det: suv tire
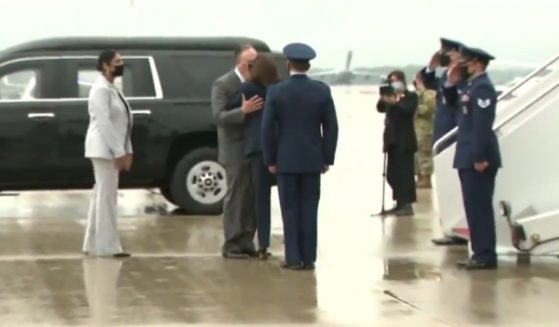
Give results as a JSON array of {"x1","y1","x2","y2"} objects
[{"x1": 169, "y1": 147, "x2": 226, "y2": 215}]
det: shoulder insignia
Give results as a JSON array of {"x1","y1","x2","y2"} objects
[{"x1": 477, "y1": 98, "x2": 491, "y2": 109}]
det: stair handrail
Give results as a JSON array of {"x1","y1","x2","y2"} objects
[
  {"x1": 494, "y1": 79, "x2": 559, "y2": 132},
  {"x1": 432, "y1": 53, "x2": 559, "y2": 155}
]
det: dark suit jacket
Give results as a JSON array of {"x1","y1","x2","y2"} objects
[
  {"x1": 377, "y1": 90, "x2": 418, "y2": 153},
  {"x1": 210, "y1": 70, "x2": 245, "y2": 165},
  {"x1": 228, "y1": 81, "x2": 268, "y2": 157},
  {"x1": 261, "y1": 74, "x2": 339, "y2": 173}
]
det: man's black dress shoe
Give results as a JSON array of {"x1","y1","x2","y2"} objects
[
  {"x1": 301, "y1": 263, "x2": 315, "y2": 270},
  {"x1": 222, "y1": 250, "x2": 249, "y2": 259},
  {"x1": 282, "y1": 263, "x2": 302, "y2": 270},
  {"x1": 456, "y1": 259, "x2": 497, "y2": 270},
  {"x1": 113, "y1": 252, "x2": 131, "y2": 258},
  {"x1": 432, "y1": 236, "x2": 468, "y2": 246}
]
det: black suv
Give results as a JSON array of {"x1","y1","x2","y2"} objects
[{"x1": 0, "y1": 36, "x2": 287, "y2": 214}]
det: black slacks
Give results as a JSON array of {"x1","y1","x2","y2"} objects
[{"x1": 386, "y1": 148, "x2": 416, "y2": 205}]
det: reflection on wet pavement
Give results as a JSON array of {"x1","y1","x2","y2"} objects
[{"x1": 0, "y1": 91, "x2": 558, "y2": 326}]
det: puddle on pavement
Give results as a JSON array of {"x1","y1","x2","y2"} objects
[{"x1": 382, "y1": 258, "x2": 443, "y2": 282}]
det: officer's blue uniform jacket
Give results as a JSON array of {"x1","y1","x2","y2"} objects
[
  {"x1": 421, "y1": 67, "x2": 460, "y2": 146},
  {"x1": 261, "y1": 75, "x2": 338, "y2": 173},
  {"x1": 444, "y1": 72, "x2": 502, "y2": 170}
]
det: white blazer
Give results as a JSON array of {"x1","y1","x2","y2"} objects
[{"x1": 85, "y1": 75, "x2": 133, "y2": 159}]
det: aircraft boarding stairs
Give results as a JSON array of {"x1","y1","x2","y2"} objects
[{"x1": 432, "y1": 54, "x2": 559, "y2": 256}]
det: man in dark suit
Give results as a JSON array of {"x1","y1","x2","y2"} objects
[
  {"x1": 211, "y1": 44, "x2": 263, "y2": 259},
  {"x1": 443, "y1": 46, "x2": 501, "y2": 270},
  {"x1": 227, "y1": 54, "x2": 280, "y2": 259},
  {"x1": 261, "y1": 42, "x2": 339, "y2": 270}
]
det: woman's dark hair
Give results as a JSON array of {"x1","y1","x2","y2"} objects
[
  {"x1": 249, "y1": 54, "x2": 280, "y2": 87},
  {"x1": 97, "y1": 50, "x2": 117, "y2": 72},
  {"x1": 388, "y1": 69, "x2": 407, "y2": 86}
]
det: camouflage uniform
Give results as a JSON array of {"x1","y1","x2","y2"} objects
[{"x1": 414, "y1": 89, "x2": 436, "y2": 187}]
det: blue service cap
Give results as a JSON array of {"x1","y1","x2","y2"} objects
[
  {"x1": 460, "y1": 45, "x2": 496, "y2": 62},
  {"x1": 283, "y1": 42, "x2": 316, "y2": 62},
  {"x1": 440, "y1": 37, "x2": 463, "y2": 51}
]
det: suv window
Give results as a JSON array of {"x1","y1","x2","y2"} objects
[
  {"x1": 172, "y1": 52, "x2": 287, "y2": 98},
  {"x1": 175, "y1": 53, "x2": 234, "y2": 98},
  {"x1": 0, "y1": 68, "x2": 41, "y2": 100},
  {"x1": 75, "y1": 58, "x2": 156, "y2": 98},
  {"x1": 77, "y1": 68, "x2": 133, "y2": 98}
]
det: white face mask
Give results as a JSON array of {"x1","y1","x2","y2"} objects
[{"x1": 391, "y1": 81, "x2": 405, "y2": 91}]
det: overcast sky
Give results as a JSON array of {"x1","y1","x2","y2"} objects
[{"x1": 0, "y1": 0, "x2": 556, "y2": 70}]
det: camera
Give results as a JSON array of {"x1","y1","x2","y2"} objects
[{"x1": 379, "y1": 75, "x2": 395, "y2": 96}]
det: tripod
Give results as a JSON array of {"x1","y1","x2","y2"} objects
[{"x1": 371, "y1": 152, "x2": 389, "y2": 217}]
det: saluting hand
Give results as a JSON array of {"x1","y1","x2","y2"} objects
[
  {"x1": 447, "y1": 63, "x2": 461, "y2": 85},
  {"x1": 241, "y1": 94, "x2": 263, "y2": 114},
  {"x1": 428, "y1": 51, "x2": 440, "y2": 70}
]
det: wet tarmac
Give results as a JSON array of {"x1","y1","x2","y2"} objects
[{"x1": 0, "y1": 89, "x2": 558, "y2": 326}]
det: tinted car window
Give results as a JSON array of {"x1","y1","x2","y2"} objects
[
  {"x1": 162, "y1": 51, "x2": 287, "y2": 99},
  {"x1": 0, "y1": 68, "x2": 41, "y2": 100},
  {"x1": 74, "y1": 58, "x2": 155, "y2": 98},
  {"x1": 173, "y1": 53, "x2": 234, "y2": 98},
  {"x1": 77, "y1": 69, "x2": 131, "y2": 97}
]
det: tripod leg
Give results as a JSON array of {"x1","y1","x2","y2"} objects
[
  {"x1": 372, "y1": 153, "x2": 389, "y2": 217},
  {"x1": 381, "y1": 152, "x2": 387, "y2": 212}
]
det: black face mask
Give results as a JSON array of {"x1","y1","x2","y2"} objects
[
  {"x1": 439, "y1": 53, "x2": 451, "y2": 67},
  {"x1": 113, "y1": 65, "x2": 124, "y2": 77}
]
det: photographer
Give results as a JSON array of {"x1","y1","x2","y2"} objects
[{"x1": 376, "y1": 70, "x2": 418, "y2": 216}]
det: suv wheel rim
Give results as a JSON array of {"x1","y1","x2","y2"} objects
[{"x1": 186, "y1": 161, "x2": 227, "y2": 205}]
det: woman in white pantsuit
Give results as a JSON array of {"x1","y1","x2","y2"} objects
[{"x1": 83, "y1": 50, "x2": 133, "y2": 258}]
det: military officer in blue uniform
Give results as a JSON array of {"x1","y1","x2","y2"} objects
[
  {"x1": 420, "y1": 38, "x2": 464, "y2": 145},
  {"x1": 261, "y1": 42, "x2": 339, "y2": 270},
  {"x1": 443, "y1": 45, "x2": 501, "y2": 270},
  {"x1": 420, "y1": 37, "x2": 471, "y2": 247}
]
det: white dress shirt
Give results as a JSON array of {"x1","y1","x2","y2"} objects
[{"x1": 234, "y1": 67, "x2": 245, "y2": 83}]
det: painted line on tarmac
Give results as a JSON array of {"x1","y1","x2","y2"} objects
[
  {"x1": 0, "y1": 252, "x2": 284, "y2": 262},
  {"x1": 383, "y1": 289, "x2": 451, "y2": 326}
]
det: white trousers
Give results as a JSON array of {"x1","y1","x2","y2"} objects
[{"x1": 83, "y1": 158, "x2": 123, "y2": 256}]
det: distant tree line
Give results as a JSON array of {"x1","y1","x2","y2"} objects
[{"x1": 310, "y1": 64, "x2": 537, "y2": 85}]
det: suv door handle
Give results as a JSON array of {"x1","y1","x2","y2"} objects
[
  {"x1": 28, "y1": 112, "x2": 55, "y2": 119},
  {"x1": 131, "y1": 109, "x2": 151, "y2": 115}
]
